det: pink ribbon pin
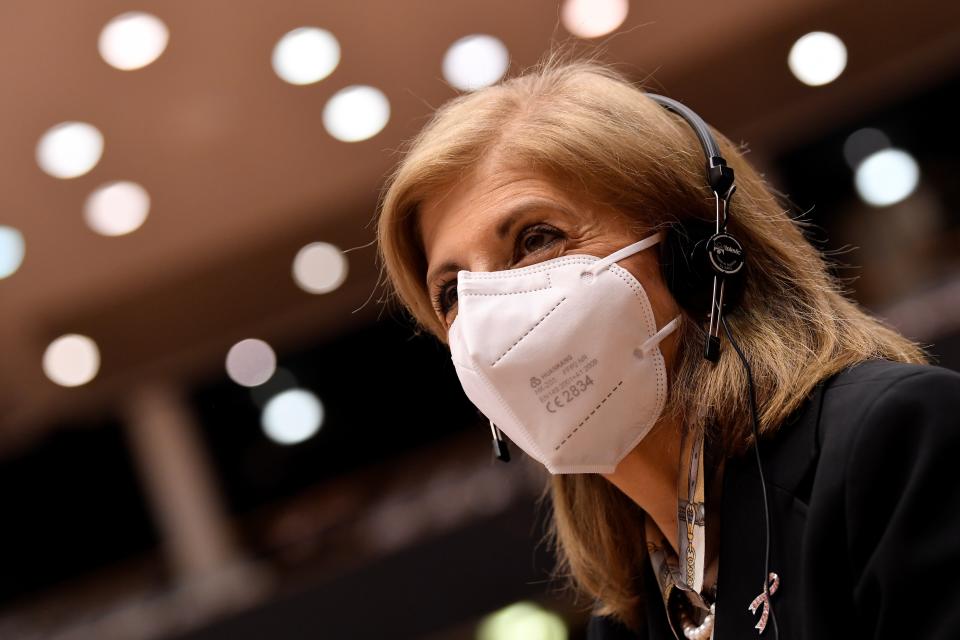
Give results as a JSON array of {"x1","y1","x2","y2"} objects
[{"x1": 747, "y1": 572, "x2": 780, "y2": 634}]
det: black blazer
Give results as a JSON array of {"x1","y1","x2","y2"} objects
[{"x1": 587, "y1": 359, "x2": 960, "y2": 640}]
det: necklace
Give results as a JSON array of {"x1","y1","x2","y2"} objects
[{"x1": 678, "y1": 601, "x2": 715, "y2": 640}]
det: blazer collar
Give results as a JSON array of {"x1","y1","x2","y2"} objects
[{"x1": 753, "y1": 380, "x2": 827, "y2": 496}]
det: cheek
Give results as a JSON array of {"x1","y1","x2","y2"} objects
[
  {"x1": 619, "y1": 252, "x2": 681, "y2": 329},
  {"x1": 618, "y1": 254, "x2": 684, "y2": 373}
]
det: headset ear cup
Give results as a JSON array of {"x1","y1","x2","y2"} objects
[
  {"x1": 662, "y1": 224, "x2": 711, "y2": 320},
  {"x1": 720, "y1": 257, "x2": 745, "y2": 312},
  {"x1": 662, "y1": 222, "x2": 747, "y2": 320}
]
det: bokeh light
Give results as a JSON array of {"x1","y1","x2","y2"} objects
[
  {"x1": 84, "y1": 181, "x2": 150, "y2": 236},
  {"x1": 292, "y1": 242, "x2": 348, "y2": 294},
  {"x1": 561, "y1": 0, "x2": 628, "y2": 39},
  {"x1": 98, "y1": 12, "x2": 169, "y2": 71},
  {"x1": 442, "y1": 34, "x2": 509, "y2": 91},
  {"x1": 854, "y1": 148, "x2": 920, "y2": 207},
  {"x1": 225, "y1": 338, "x2": 277, "y2": 387},
  {"x1": 476, "y1": 601, "x2": 568, "y2": 640},
  {"x1": 272, "y1": 27, "x2": 340, "y2": 85},
  {"x1": 843, "y1": 127, "x2": 891, "y2": 169},
  {"x1": 788, "y1": 31, "x2": 847, "y2": 86},
  {"x1": 42, "y1": 334, "x2": 101, "y2": 387},
  {"x1": 261, "y1": 388, "x2": 324, "y2": 445},
  {"x1": 36, "y1": 122, "x2": 104, "y2": 179},
  {"x1": 0, "y1": 226, "x2": 25, "y2": 279},
  {"x1": 322, "y1": 85, "x2": 390, "y2": 142}
]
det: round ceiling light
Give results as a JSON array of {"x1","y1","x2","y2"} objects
[
  {"x1": 43, "y1": 334, "x2": 101, "y2": 387},
  {"x1": 99, "y1": 11, "x2": 169, "y2": 70},
  {"x1": 84, "y1": 181, "x2": 150, "y2": 236},
  {"x1": 842, "y1": 127, "x2": 891, "y2": 169},
  {"x1": 442, "y1": 34, "x2": 509, "y2": 91},
  {"x1": 292, "y1": 242, "x2": 348, "y2": 294},
  {"x1": 561, "y1": 0, "x2": 629, "y2": 39},
  {"x1": 322, "y1": 85, "x2": 390, "y2": 142},
  {"x1": 854, "y1": 148, "x2": 920, "y2": 207},
  {"x1": 788, "y1": 31, "x2": 847, "y2": 86},
  {"x1": 272, "y1": 27, "x2": 340, "y2": 85},
  {"x1": 261, "y1": 388, "x2": 324, "y2": 445},
  {"x1": 226, "y1": 338, "x2": 277, "y2": 387},
  {"x1": 0, "y1": 226, "x2": 25, "y2": 279},
  {"x1": 36, "y1": 122, "x2": 104, "y2": 179}
]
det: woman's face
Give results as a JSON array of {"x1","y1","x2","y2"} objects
[{"x1": 418, "y1": 161, "x2": 681, "y2": 367}]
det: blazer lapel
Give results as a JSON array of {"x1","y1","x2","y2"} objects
[{"x1": 713, "y1": 382, "x2": 826, "y2": 640}]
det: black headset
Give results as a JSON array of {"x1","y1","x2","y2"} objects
[
  {"x1": 647, "y1": 94, "x2": 746, "y2": 362},
  {"x1": 487, "y1": 94, "x2": 780, "y2": 638}
]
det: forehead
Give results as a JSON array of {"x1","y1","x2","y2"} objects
[{"x1": 418, "y1": 164, "x2": 572, "y2": 261}]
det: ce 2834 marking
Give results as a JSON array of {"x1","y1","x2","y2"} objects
[{"x1": 546, "y1": 375, "x2": 594, "y2": 413}]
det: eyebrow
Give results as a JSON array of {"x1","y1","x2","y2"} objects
[
  {"x1": 425, "y1": 259, "x2": 462, "y2": 291},
  {"x1": 425, "y1": 197, "x2": 572, "y2": 288}
]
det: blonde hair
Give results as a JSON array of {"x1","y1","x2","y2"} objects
[{"x1": 376, "y1": 59, "x2": 925, "y2": 630}]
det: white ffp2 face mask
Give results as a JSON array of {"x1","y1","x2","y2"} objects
[{"x1": 448, "y1": 232, "x2": 680, "y2": 474}]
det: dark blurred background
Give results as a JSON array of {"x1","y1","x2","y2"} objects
[{"x1": 1, "y1": 1, "x2": 958, "y2": 639}]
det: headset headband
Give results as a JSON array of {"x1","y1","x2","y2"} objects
[{"x1": 646, "y1": 94, "x2": 735, "y2": 199}]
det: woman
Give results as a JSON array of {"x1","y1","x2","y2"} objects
[{"x1": 375, "y1": 60, "x2": 960, "y2": 639}]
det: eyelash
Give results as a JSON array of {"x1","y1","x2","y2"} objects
[{"x1": 432, "y1": 223, "x2": 564, "y2": 319}]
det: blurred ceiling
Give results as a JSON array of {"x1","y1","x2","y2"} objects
[{"x1": 1, "y1": 0, "x2": 959, "y2": 448}]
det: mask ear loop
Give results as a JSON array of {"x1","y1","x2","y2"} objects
[
  {"x1": 633, "y1": 316, "x2": 682, "y2": 359},
  {"x1": 583, "y1": 232, "x2": 664, "y2": 280}
]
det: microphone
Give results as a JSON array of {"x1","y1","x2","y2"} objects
[{"x1": 489, "y1": 420, "x2": 511, "y2": 462}]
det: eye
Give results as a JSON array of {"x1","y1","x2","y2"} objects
[
  {"x1": 433, "y1": 279, "x2": 458, "y2": 318},
  {"x1": 515, "y1": 223, "x2": 563, "y2": 261}
]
